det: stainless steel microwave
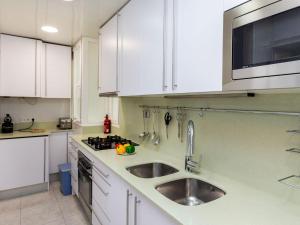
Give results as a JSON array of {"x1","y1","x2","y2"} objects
[{"x1": 223, "y1": 0, "x2": 300, "y2": 91}]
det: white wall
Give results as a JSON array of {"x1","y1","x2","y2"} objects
[{"x1": 0, "y1": 98, "x2": 70, "y2": 123}]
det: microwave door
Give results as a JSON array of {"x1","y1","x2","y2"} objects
[{"x1": 232, "y1": 1, "x2": 300, "y2": 80}]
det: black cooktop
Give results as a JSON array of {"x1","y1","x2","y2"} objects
[{"x1": 82, "y1": 135, "x2": 138, "y2": 151}]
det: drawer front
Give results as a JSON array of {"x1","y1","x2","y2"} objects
[
  {"x1": 92, "y1": 213, "x2": 101, "y2": 225},
  {"x1": 71, "y1": 167, "x2": 78, "y2": 182},
  {"x1": 71, "y1": 175, "x2": 78, "y2": 196},
  {"x1": 70, "y1": 152, "x2": 77, "y2": 168},
  {"x1": 93, "y1": 160, "x2": 111, "y2": 183},
  {"x1": 92, "y1": 199, "x2": 110, "y2": 225},
  {"x1": 92, "y1": 168, "x2": 111, "y2": 217}
]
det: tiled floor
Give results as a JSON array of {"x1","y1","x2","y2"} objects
[{"x1": 0, "y1": 182, "x2": 89, "y2": 225}]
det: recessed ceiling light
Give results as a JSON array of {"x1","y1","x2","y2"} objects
[
  {"x1": 41, "y1": 26, "x2": 58, "y2": 33},
  {"x1": 63, "y1": 0, "x2": 74, "y2": 2}
]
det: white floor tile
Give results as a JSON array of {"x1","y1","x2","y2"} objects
[
  {"x1": 0, "y1": 209, "x2": 20, "y2": 225},
  {"x1": 0, "y1": 182, "x2": 89, "y2": 225},
  {"x1": 0, "y1": 198, "x2": 21, "y2": 214}
]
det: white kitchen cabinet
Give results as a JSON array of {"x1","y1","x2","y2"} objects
[
  {"x1": 72, "y1": 38, "x2": 108, "y2": 126},
  {"x1": 116, "y1": 0, "x2": 223, "y2": 96},
  {"x1": 99, "y1": 15, "x2": 119, "y2": 94},
  {"x1": 118, "y1": 0, "x2": 165, "y2": 96},
  {"x1": 128, "y1": 188, "x2": 178, "y2": 225},
  {"x1": 49, "y1": 132, "x2": 68, "y2": 174},
  {"x1": 90, "y1": 152, "x2": 178, "y2": 225},
  {"x1": 223, "y1": 0, "x2": 250, "y2": 11},
  {"x1": 0, "y1": 136, "x2": 48, "y2": 191},
  {"x1": 0, "y1": 34, "x2": 41, "y2": 97},
  {"x1": 170, "y1": 0, "x2": 223, "y2": 94},
  {"x1": 42, "y1": 43, "x2": 72, "y2": 98},
  {"x1": 92, "y1": 158, "x2": 127, "y2": 225}
]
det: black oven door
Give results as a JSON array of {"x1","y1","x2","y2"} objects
[{"x1": 78, "y1": 160, "x2": 92, "y2": 221}]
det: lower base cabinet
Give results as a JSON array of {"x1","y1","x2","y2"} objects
[
  {"x1": 91, "y1": 157, "x2": 178, "y2": 225},
  {"x1": 68, "y1": 141, "x2": 78, "y2": 196},
  {"x1": 49, "y1": 132, "x2": 68, "y2": 174},
  {"x1": 0, "y1": 136, "x2": 48, "y2": 191}
]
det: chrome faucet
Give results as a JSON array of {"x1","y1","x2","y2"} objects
[{"x1": 185, "y1": 120, "x2": 199, "y2": 173}]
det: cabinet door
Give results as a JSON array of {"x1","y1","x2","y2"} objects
[
  {"x1": 118, "y1": 0, "x2": 165, "y2": 96},
  {"x1": 223, "y1": 0, "x2": 250, "y2": 11},
  {"x1": 72, "y1": 41, "x2": 82, "y2": 123},
  {"x1": 43, "y1": 43, "x2": 72, "y2": 98},
  {"x1": 99, "y1": 15, "x2": 118, "y2": 94},
  {"x1": 49, "y1": 132, "x2": 68, "y2": 174},
  {"x1": 0, "y1": 137, "x2": 47, "y2": 191},
  {"x1": 133, "y1": 191, "x2": 178, "y2": 225},
  {"x1": 92, "y1": 159, "x2": 127, "y2": 225},
  {"x1": 172, "y1": 0, "x2": 223, "y2": 94},
  {"x1": 0, "y1": 34, "x2": 38, "y2": 97}
]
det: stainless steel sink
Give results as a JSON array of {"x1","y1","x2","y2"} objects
[
  {"x1": 155, "y1": 178, "x2": 225, "y2": 206},
  {"x1": 126, "y1": 163, "x2": 179, "y2": 178}
]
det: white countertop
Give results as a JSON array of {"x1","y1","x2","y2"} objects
[
  {"x1": 72, "y1": 134, "x2": 300, "y2": 225},
  {"x1": 0, "y1": 128, "x2": 73, "y2": 139}
]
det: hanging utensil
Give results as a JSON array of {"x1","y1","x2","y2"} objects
[
  {"x1": 164, "y1": 112, "x2": 172, "y2": 139},
  {"x1": 139, "y1": 109, "x2": 150, "y2": 139}
]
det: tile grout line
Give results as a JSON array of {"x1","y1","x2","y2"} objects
[
  {"x1": 19, "y1": 199, "x2": 22, "y2": 225},
  {"x1": 52, "y1": 182, "x2": 68, "y2": 225}
]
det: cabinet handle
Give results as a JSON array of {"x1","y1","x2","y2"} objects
[
  {"x1": 35, "y1": 41, "x2": 37, "y2": 97},
  {"x1": 172, "y1": 0, "x2": 178, "y2": 90},
  {"x1": 116, "y1": 14, "x2": 121, "y2": 92},
  {"x1": 92, "y1": 179, "x2": 109, "y2": 196},
  {"x1": 92, "y1": 208, "x2": 104, "y2": 225},
  {"x1": 134, "y1": 196, "x2": 141, "y2": 225},
  {"x1": 94, "y1": 165, "x2": 110, "y2": 179},
  {"x1": 126, "y1": 190, "x2": 133, "y2": 225},
  {"x1": 43, "y1": 138, "x2": 46, "y2": 182},
  {"x1": 45, "y1": 44, "x2": 48, "y2": 97}
]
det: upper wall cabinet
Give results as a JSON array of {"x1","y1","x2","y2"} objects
[
  {"x1": 118, "y1": 0, "x2": 165, "y2": 96},
  {"x1": 99, "y1": 15, "x2": 119, "y2": 95},
  {"x1": 72, "y1": 38, "x2": 109, "y2": 126},
  {"x1": 223, "y1": 0, "x2": 250, "y2": 11},
  {"x1": 170, "y1": 0, "x2": 223, "y2": 94},
  {"x1": 114, "y1": 0, "x2": 223, "y2": 96},
  {"x1": 41, "y1": 43, "x2": 72, "y2": 98},
  {"x1": 0, "y1": 34, "x2": 40, "y2": 97},
  {"x1": 0, "y1": 34, "x2": 71, "y2": 98}
]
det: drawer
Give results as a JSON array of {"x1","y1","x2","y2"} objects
[
  {"x1": 93, "y1": 160, "x2": 112, "y2": 183},
  {"x1": 92, "y1": 169, "x2": 111, "y2": 214},
  {"x1": 70, "y1": 152, "x2": 77, "y2": 166},
  {"x1": 92, "y1": 199, "x2": 110, "y2": 225},
  {"x1": 71, "y1": 176, "x2": 78, "y2": 196},
  {"x1": 70, "y1": 167, "x2": 78, "y2": 181}
]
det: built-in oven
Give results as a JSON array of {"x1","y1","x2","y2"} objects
[
  {"x1": 78, "y1": 151, "x2": 92, "y2": 222},
  {"x1": 223, "y1": 0, "x2": 300, "y2": 91}
]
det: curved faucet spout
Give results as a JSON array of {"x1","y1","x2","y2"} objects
[{"x1": 186, "y1": 120, "x2": 194, "y2": 157}]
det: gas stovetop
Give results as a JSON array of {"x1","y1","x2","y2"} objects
[{"x1": 82, "y1": 135, "x2": 139, "y2": 151}]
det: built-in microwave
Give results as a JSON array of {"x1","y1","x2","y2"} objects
[{"x1": 223, "y1": 0, "x2": 300, "y2": 91}]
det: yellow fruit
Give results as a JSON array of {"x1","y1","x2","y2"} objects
[{"x1": 116, "y1": 144, "x2": 126, "y2": 155}]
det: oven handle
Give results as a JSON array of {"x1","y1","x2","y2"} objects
[{"x1": 78, "y1": 160, "x2": 92, "y2": 175}]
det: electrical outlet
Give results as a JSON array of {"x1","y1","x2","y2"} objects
[{"x1": 21, "y1": 118, "x2": 31, "y2": 123}]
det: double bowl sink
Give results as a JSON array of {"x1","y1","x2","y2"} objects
[{"x1": 126, "y1": 163, "x2": 225, "y2": 206}]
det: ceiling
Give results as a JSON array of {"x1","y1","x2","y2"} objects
[{"x1": 0, "y1": 0, "x2": 128, "y2": 45}]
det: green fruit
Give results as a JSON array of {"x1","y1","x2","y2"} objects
[{"x1": 126, "y1": 145, "x2": 135, "y2": 154}]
